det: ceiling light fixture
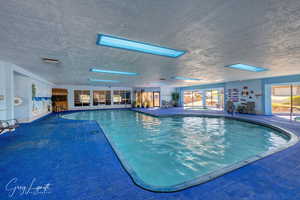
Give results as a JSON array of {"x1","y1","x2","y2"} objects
[
  {"x1": 96, "y1": 34, "x2": 186, "y2": 58},
  {"x1": 225, "y1": 64, "x2": 268, "y2": 72},
  {"x1": 89, "y1": 78, "x2": 120, "y2": 83},
  {"x1": 90, "y1": 68, "x2": 138, "y2": 76},
  {"x1": 172, "y1": 76, "x2": 201, "y2": 81}
]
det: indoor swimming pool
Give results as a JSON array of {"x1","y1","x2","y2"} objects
[{"x1": 63, "y1": 110, "x2": 296, "y2": 192}]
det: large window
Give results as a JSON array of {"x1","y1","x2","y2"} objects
[
  {"x1": 142, "y1": 92, "x2": 154, "y2": 107},
  {"x1": 183, "y1": 91, "x2": 202, "y2": 107},
  {"x1": 272, "y1": 84, "x2": 300, "y2": 114},
  {"x1": 135, "y1": 91, "x2": 161, "y2": 107},
  {"x1": 113, "y1": 90, "x2": 131, "y2": 104},
  {"x1": 205, "y1": 89, "x2": 223, "y2": 108},
  {"x1": 74, "y1": 90, "x2": 90, "y2": 107},
  {"x1": 93, "y1": 90, "x2": 111, "y2": 105},
  {"x1": 183, "y1": 88, "x2": 224, "y2": 110}
]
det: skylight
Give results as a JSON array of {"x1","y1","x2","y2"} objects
[
  {"x1": 172, "y1": 76, "x2": 201, "y2": 81},
  {"x1": 225, "y1": 64, "x2": 268, "y2": 72},
  {"x1": 96, "y1": 34, "x2": 186, "y2": 58},
  {"x1": 89, "y1": 78, "x2": 120, "y2": 83},
  {"x1": 90, "y1": 68, "x2": 138, "y2": 76}
]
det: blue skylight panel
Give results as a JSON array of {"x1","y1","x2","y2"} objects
[
  {"x1": 89, "y1": 78, "x2": 120, "y2": 83},
  {"x1": 172, "y1": 76, "x2": 201, "y2": 81},
  {"x1": 225, "y1": 64, "x2": 268, "y2": 72},
  {"x1": 90, "y1": 68, "x2": 138, "y2": 76},
  {"x1": 96, "y1": 34, "x2": 186, "y2": 58}
]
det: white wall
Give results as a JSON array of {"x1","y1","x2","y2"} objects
[
  {"x1": 0, "y1": 65, "x2": 5, "y2": 119},
  {"x1": 0, "y1": 62, "x2": 15, "y2": 120},
  {"x1": 0, "y1": 60, "x2": 54, "y2": 122},
  {"x1": 14, "y1": 73, "x2": 31, "y2": 121},
  {"x1": 57, "y1": 85, "x2": 133, "y2": 110}
]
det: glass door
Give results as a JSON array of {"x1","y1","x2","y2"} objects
[
  {"x1": 192, "y1": 91, "x2": 203, "y2": 107},
  {"x1": 142, "y1": 92, "x2": 154, "y2": 107},
  {"x1": 153, "y1": 92, "x2": 160, "y2": 107},
  {"x1": 271, "y1": 85, "x2": 292, "y2": 114},
  {"x1": 271, "y1": 84, "x2": 300, "y2": 120},
  {"x1": 183, "y1": 91, "x2": 193, "y2": 107},
  {"x1": 205, "y1": 90, "x2": 215, "y2": 108},
  {"x1": 183, "y1": 91, "x2": 202, "y2": 107},
  {"x1": 292, "y1": 85, "x2": 300, "y2": 115},
  {"x1": 205, "y1": 89, "x2": 224, "y2": 110}
]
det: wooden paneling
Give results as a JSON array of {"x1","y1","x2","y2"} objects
[
  {"x1": 52, "y1": 88, "x2": 68, "y2": 96},
  {"x1": 52, "y1": 88, "x2": 68, "y2": 112}
]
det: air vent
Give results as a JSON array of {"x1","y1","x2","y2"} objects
[{"x1": 42, "y1": 57, "x2": 60, "y2": 64}]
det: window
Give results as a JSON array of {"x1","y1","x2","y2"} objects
[
  {"x1": 74, "y1": 90, "x2": 90, "y2": 107},
  {"x1": 93, "y1": 90, "x2": 111, "y2": 105},
  {"x1": 183, "y1": 91, "x2": 202, "y2": 107},
  {"x1": 113, "y1": 90, "x2": 131, "y2": 104},
  {"x1": 205, "y1": 89, "x2": 224, "y2": 109},
  {"x1": 272, "y1": 84, "x2": 300, "y2": 114},
  {"x1": 183, "y1": 88, "x2": 224, "y2": 110}
]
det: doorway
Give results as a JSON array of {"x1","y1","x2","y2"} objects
[{"x1": 52, "y1": 88, "x2": 68, "y2": 112}]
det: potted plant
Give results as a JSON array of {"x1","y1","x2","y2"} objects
[
  {"x1": 171, "y1": 92, "x2": 180, "y2": 107},
  {"x1": 132, "y1": 101, "x2": 137, "y2": 108}
]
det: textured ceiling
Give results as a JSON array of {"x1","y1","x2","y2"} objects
[{"x1": 0, "y1": 0, "x2": 300, "y2": 87}]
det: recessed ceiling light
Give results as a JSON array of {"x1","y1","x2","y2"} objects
[
  {"x1": 96, "y1": 34, "x2": 186, "y2": 58},
  {"x1": 90, "y1": 68, "x2": 138, "y2": 76},
  {"x1": 225, "y1": 64, "x2": 268, "y2": 72},
  {"x1": 89, "y1": 78, "x2": 120, "y2": 83},
  {"x1": 172, "y1": 76, "x2": 201, "y2": 81}
]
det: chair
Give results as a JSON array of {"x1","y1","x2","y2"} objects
[
  {"x1": 161, "y1": 100, "x2": 169, "y2": 108},
  {"x1": 0, "y1": 119, "x2": 19, "y2": 134}
]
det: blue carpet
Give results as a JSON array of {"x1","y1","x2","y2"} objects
[{"x1": 0, "y1": 110, "x2": 300, "y2": 200}]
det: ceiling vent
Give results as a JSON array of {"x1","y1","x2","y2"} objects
[{"x1": 42, "y1": 57, "x2": 60, "y2": 64}]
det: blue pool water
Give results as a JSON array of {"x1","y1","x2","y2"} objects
[{"x1": 63, "y1": 110, "x2": 290, "y2": 191}]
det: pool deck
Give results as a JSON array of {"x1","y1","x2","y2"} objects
[{"x1": 0, "y1": 108, "x2": 300, "y2": 200}]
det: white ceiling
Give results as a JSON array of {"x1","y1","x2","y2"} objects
[{"x1": 0, "y1": 0, "x2": 300, "y2": 87}]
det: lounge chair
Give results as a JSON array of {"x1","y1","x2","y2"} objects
[
  {"x1": 161, "y1": 100, "x2": 173, "y2": 108},
  {"x1": 0, "y1": 119, "x2": 19, "y2": 134}
]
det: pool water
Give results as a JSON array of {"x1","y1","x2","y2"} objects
[{"x1": 63, "y1": 110, "x2": 290, "y2": 191}]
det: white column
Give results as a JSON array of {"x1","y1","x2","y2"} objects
[{"x1": 264, "y1": 84, "x2": 272, "y2": 115}]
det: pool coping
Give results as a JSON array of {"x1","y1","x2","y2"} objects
[{"x1": 61, "y1": 109, "x2": 299, "y2": 192}]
